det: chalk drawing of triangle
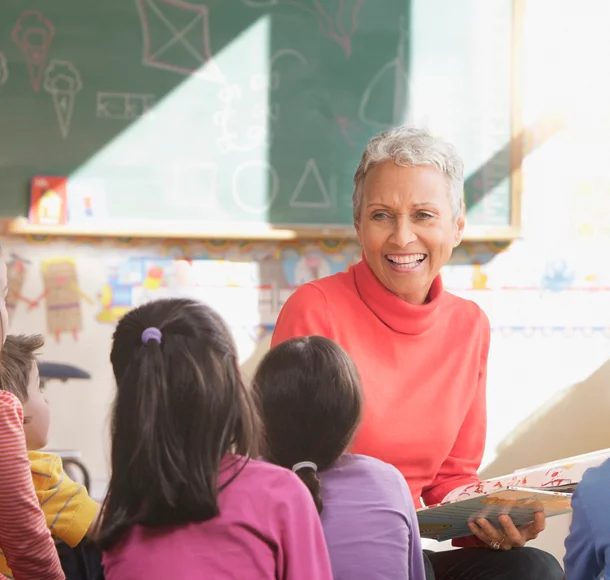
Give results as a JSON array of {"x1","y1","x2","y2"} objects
[{"x1": 289, "y1": 159, "x2": 332, "y2": 209}]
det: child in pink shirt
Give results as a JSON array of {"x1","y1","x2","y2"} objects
[{"x1": 98, "y1": 298, "x2": 333, "y2": 580}]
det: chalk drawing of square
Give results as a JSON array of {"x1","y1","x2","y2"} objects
[
  {"x1": 171, "y1": 162, "x2": 217, "y2": 209},
  {"x1": 136, "y1": 0, "x2": 224, "y2": 82},
  {"x1": 66, "y1": 178, "x2": 108, "y2": 222},
  {"x1": 97, "y1": 92, "x2": 156, "y2": 120}
]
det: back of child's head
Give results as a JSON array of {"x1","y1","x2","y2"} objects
[
  {"x1": 252, "y1": 335, "x2": 363, "y2": 513},
  {"x1": 0, "y1": 334, "x2": 44, "y2": 403},
  {"x1": 98, "y1": 298, "x2": 259, "y2": 550}
]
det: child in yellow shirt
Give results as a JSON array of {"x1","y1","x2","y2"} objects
[{"x1": 0, "y1": 334, "x2": 100, "y2": 579}]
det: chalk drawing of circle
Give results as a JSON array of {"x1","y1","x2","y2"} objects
[
  {"x1": 232, "y1": 160, "x2": 279, "y2": 215},
  {"x1": 242, "y1": 0, "x2": 279, "y2": 6}
]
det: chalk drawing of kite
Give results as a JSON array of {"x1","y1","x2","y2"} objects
[{"x1": 135, "y1": 0, "x2": 224, "y2": 82}]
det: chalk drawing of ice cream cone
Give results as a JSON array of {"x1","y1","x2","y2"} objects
[
  {"x1": 43, "y1": 60, "x2": 82, "y2": 139},
  {"x1": 11, "y1": 11, "x2": 55, "y2": 92}
]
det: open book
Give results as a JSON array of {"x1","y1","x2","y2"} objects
[{"x1": 417, "y1": 486, "x2": 573, "y2": 541}]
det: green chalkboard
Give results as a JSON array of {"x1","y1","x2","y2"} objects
[{"x1": 0, "y1": 0, "x2": 521, "y2": 236}]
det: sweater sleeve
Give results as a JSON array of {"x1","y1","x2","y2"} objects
[
  {"x1": 271, "y1": 283, "x2": 333, "y2": 347},
  {"x1": 563, "y1": 484, "x2": 599, "y2": 580},
  {"x1": 274, "y1": 472, "x2": 333, "y2": 580},
  {"x1": 421, "y1": 309, "x2": 490, "y2": 508},
  {"x1": 0, "y1": 391, "x2": 65, "y2": 580},
  {"x1": 30, "y1": 451, "x2": 100, "y2": 548}
]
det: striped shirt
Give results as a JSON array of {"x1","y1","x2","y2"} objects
[{"x1": 0, "y1": 391, "x2": 64, "y2": 579}]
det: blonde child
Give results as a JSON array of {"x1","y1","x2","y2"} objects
[
  {"x1": 0, "y1": 246, "x2": 65, "y2": 579},
  {"x1": 98, "y1": 298, "x2": 332, "y2": 579},
  {"x1": 0, "y1": 334, "x2": 100, "y2": 579}
]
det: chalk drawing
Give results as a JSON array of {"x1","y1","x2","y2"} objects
[
  {"x1": 242, "y1": 0, "x2": 363, "y2": 56},
  {"x1": 359, "y1": 17, "x2": 407, "y2": 128},
  {"x1": 96, "y1": 92, "x2": 155, "y2": 119},
  {"x1": 0, "y1": 53, "x2": 7, "y2": 86},
  {"x1": 136, "y1": 0, "x2": 224, "y2": 82},
  {"x1": 232, "y1": 160, "x2": 279, "y2": 214},
  {"x1": 242, "y1": 0, "x2": 279, "y2": 6},
  {"x1": 337, "y1": 114, "x2": 362, "y2": 147},
  {"x1": 43, "y1": 60, "x2": 82, "y2": 139},
  {"x1": 289, "y1": 159, "x2": 332, "y2": 209},
  {"x1": 214, "y1": 49, "x2": 307, "y2": 153},
  {"x1": 11, "y1": 10, "x2": 55, "y2": 92},
  {"x1": 171, "y1": 162, "x2": 218, "y2": 209}
]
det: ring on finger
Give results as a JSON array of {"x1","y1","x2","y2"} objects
[{"x1": 490, "y1": 534, "x2": 506, "y2": 550}]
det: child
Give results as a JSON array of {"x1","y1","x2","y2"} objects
[
  {"x1": 0, "y1": 334, "x2": 101, "y2": 579},
  {"x1": 0, "y1": 247, "x2": 65, "y2": 579},
  {"x1": 564, "y1": 458, "x2": 610, "y2": 579},
  {"x1": 98, "y1": 298, "x2": 332, "y2": 580},
  {"x1": 253, "y1": 336, "x2": 427, "y2": 580}
]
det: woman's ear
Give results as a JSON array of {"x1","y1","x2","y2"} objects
[
  {"x1": 354, "y1": 220, "x2": 363, "y2": 246},
  {"x1": 454, "y1": 206, "x2": 466, "y2": 247}
]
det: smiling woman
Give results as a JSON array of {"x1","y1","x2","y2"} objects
[{"x1": 271, "y1": 127, "x2": 564, "y2": 580}]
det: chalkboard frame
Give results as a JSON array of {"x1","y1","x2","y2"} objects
[{"x1": 5, "y1": 0, "x2": 524, "y2": 242}]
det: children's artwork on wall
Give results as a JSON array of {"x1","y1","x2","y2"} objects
[
  {"x1": 0, "y1": 234, "x2": 609, "y2": 340},
  {"x1": 5, "y1": 253, "x2": 34, "y2": 323},
  {"x1": 33, "y1": 258, "x2": 92, "y2": 342}
]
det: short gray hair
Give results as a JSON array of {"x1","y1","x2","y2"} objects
[{"x1": 352, "y1": 126, "x2": 464, "y2": 223}]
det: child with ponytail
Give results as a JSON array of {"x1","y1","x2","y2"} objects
[
  {"x1": 98, "y1": 298, "x2": 332, "y2": 580},
  {"x1": 253, "y1": 336, "x2": 426, "y2": 580}
]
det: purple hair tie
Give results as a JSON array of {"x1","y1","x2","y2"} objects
[{"x1": 141, "y1": 327, "x2": 162, "y2": 345}]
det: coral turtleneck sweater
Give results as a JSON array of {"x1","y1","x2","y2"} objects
[{"x1": 272, "y1": 258, "x2": 490, "y2": 509}]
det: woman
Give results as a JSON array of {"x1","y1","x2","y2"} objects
[{"x1": 272, "y1": 127, "x2": 563, "y2": 580}]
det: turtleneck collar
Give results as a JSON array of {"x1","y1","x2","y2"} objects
[{"x1": 352, "y1": 257, "x2": 444, "y2": 335}]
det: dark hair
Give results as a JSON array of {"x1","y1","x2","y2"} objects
[
  {"x1": 0, "y1": 334, "x2": 44, "y2": 404},
  {"x1": 252, "y1": 336, "x2": 362, "y2": 513},
  {"x1": 97, "y1": 298, "x2": 260, "y2": 550}
]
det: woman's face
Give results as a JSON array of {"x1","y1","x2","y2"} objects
[{"x1": 355, "y1": 161, "x2": 464, "y2": 304}]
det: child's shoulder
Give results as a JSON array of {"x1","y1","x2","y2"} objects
[
  {"x1": 225, "y1": 456, "x2": 303, "y2": 486},
  {"x1": 334, "y1": 453, "x2": 405, "y2": 479},
  {"x1": 579, "y1": 457, "x2": 610, "y2": 494},
  {"x1": 224, "y1": 456, "x2": 313, "y2": 507},
  {"x1": 0, "y1": 390, "x2": 21, "y2": 412}
]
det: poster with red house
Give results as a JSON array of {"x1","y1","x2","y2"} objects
[{"x1": 29, "y1": 176, "x2": 68, "y2": 225}]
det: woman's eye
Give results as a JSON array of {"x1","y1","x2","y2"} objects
[
  {"x1": 415, "y1": 211, "x2": 434, "y2": 220},
  {"x1": 372, "y1": 212, "x2": 389, "y2": 220}
]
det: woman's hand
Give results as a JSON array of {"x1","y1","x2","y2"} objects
[{"x1": 467, "y1": 512, "x2": 546, "y2": 550}]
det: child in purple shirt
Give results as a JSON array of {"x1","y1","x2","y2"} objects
[
  {"x1": 98, "y1": 299, "x2": 333, "y2": 580},
  {"x1": 253, "y1": 335, "x2": 426, "y2": 580}
]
